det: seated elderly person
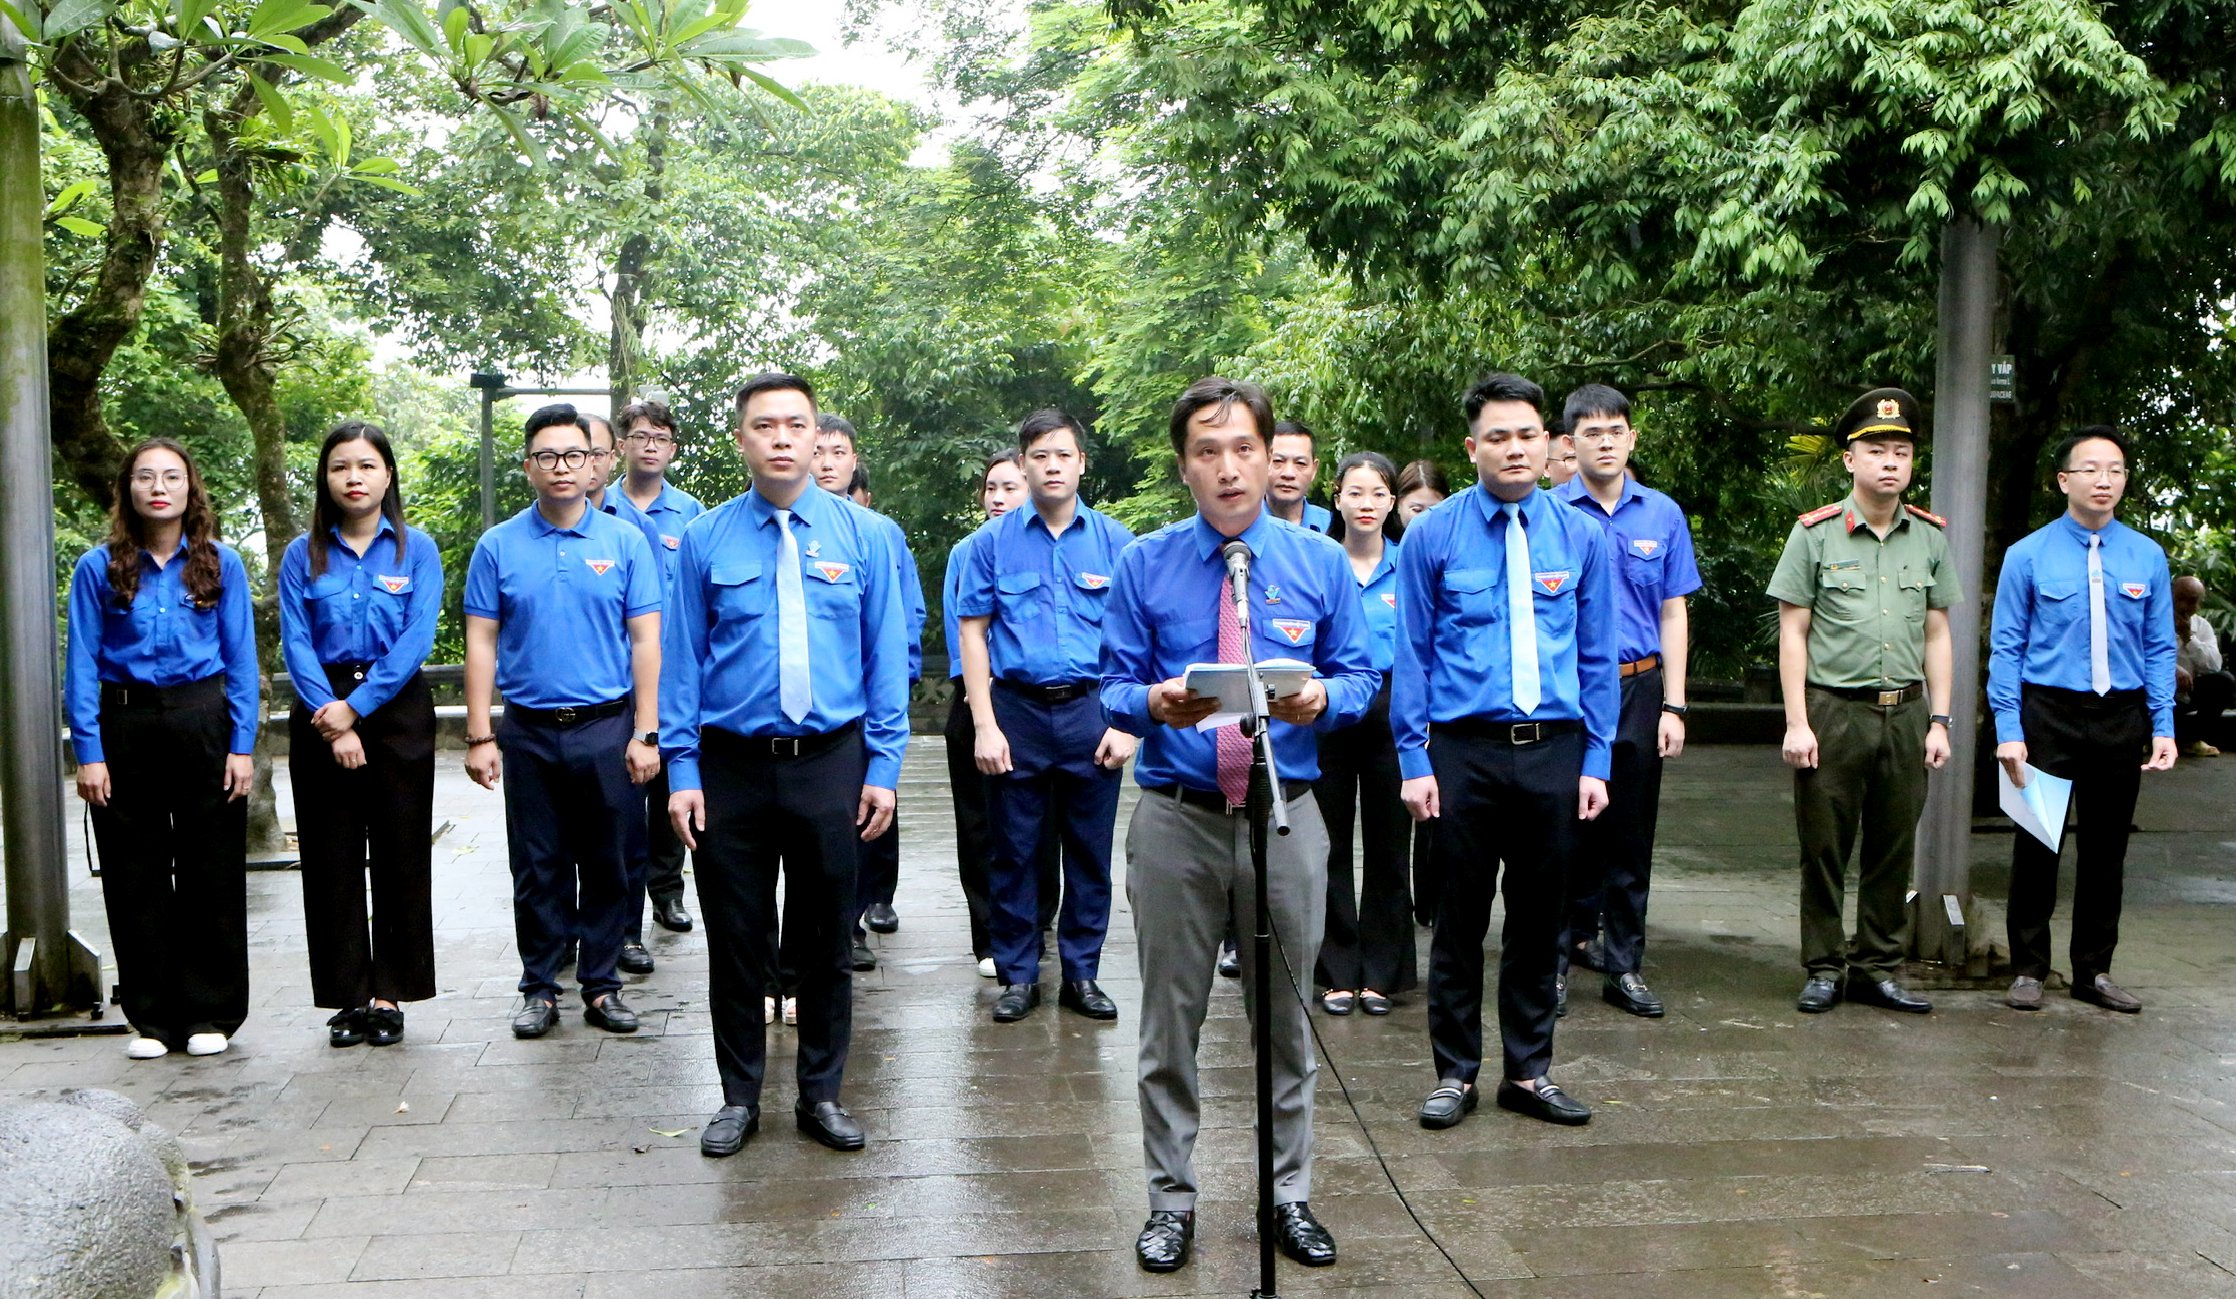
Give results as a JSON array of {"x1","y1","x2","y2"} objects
[{"x1": 2174, "y1": 575, "x2": 2231, "y2": 757}]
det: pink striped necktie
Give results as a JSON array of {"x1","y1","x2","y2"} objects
[{"x1": 1216, "y1": 574, "x2": 1251, "y2": 806}]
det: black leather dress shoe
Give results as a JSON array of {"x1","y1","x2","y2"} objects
[
  {"x1": 1135, "y1": 1209, "x2": 1194, "y2": 1272},
  {"x1": 1059, "y1": 980, "x2": 1118, "y2": 1020},
  {"x1": 851, "y1": 939, "x2": 878, "y2": 972},
  {"x1": 617, "y1": 942, "x2": 655, "y2": 975},
  {"x1": 1603, "y1": 972, "x2": 1665, "y2": 1018},
  {"x1": 1273, "y1": 1201, "x2": 1337, "y2": 1266},
  {"x1": 1849, "y1": 977, "x2": 1932, "y2": 1014},
  {"x1": 700, "y1": 1104, "x2": 758, "y2": 1157},
  {"x1": 512, "y1": 996, "x2": 558, "y2": 1039},
  {"x1": 327, "y1": 1008, "x2": 364, "y2": 1048},
  {"x1": 1796, "y1": 974, "x2": 1841, "y2": 1013},
  {"x1": 993, "y1": 983, "x2": 1041, "y2": 1022},
  {"x1": 1555, "y1": 976, "x2": 1568, "y2": 1019},
  {"x1": 1418, "y1": 1079, "x2": 1477, "y2": 1130},
  {"x1": 1496, "y1": 1078, "x2": 1592, "y2": 1126},
  {"x1": 1573, "y1": 933, "x2": 1609, "y2": 974},
  {"x1": 1217, "y1": 944, "x2": 1240, "y2": 979},
  {"x1": 653, "y1": 895, "x2": 694, "y2": 932},
  {"x1": 863, "y1": 902, "x2": 899, "y2": 934},
  {"x1": 364, "y1": 1006, "x2": 405, "y2": 1046},
  {"x1": 584, "y1": 993, "x2": 640, "y2": 1033},
  {"x1": 795, "y1": 1099, "x2": 866, "y2": 1151}
]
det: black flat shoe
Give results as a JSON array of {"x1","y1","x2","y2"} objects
[
  {"x1": 1135, "y1": 1209, "x2": 1194, "y2": 1272},
  {"x1": 1358, "y1": 990, "x2": 1392, "y2": 1016},
  {"x1": 795, "y1": 1099, "x2": 866, "y2": 1151},
  {"x1": 327, "y1": 1008, "x2": 364, "y2": 1048},
  {"x1": 1796, "y1": 974, "x2": 1841, "y2": 1013},
  {"x1": 584, "y1": 993, "x2": 640, "y2": 1033},
  {"x1": 1272, "y1": 1201, "x2": 1337, "y2": 1266},
  {"x1": 1418, "y1": 1079, "x2": 1477, "y2": 1130},
  {"x1": 1496, "y1": 1078, "x2": 1592, "y2": 1126},
  {"x1": 511, "y1": 996, "x2": 558, "y2": 1039},
  {"x1": 617, "y1": 942, "x2": 655, "y2": 975},
  {"x1": 653, "y1": 895, "x2": 694, "y2": 932},
  {"x1": 364, "y1": 1006, "x2": 405, "y2": 1046},
  {"x1": 1059, "y1": 980, "x2": 1117, "y2": 1020},
  {"x1": 1849, "y1": 977, "x2": 1931, "y2": 1014},
  {"x1": 1602, "y1": 973, "x2": 1664, "y2": 1018},
  {"x1": 700, "y1": 1104, "x2": 758, "y2": 1157},
  {"x1": 863, "y1": 902, "x2": 899, "y2": 934},
  {"x1": 993, "y1": 983, "x2": 1041, "y2": 1023},
  {"x1": 851, "y1": 940, "x2": 878, "y2": 972}
]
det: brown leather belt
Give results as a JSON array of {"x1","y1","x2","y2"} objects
[{"x1": 1619, "y1": 654, "x2": 1661, "y2": 678}]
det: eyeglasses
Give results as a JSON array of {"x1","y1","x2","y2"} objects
[
  {"x1": 528, "y1": 449, "x2": 589, "y2": 471},
  {"x1": 2060, "y1": 465, "x2": 2127, "y2": 480},
  {"x1": 131, "y1": 470, "x2": 187, "y2": 489},
  {"x1": 624, "y1": 431, "x2": 677, "y2": 447}
]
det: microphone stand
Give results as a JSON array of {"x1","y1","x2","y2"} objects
[{"x1": 1226, "y1": 549, "x2": 1288, "y2": 1299}]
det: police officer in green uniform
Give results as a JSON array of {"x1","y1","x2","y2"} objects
[{"x1": 1766, "y1": 388, "x2": 1957, "y2": 1015}]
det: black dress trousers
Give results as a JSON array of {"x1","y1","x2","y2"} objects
[
  {"x1": 2007, "y1": 684, "x2": 2151, "y2": 983},
  {"x1": 945, "y1": 687, "x2": 1065, "y2": 961},
  {"x1": 290, "y1": 666, "x2": 437, "y2": 1008},
  {"x1": 498, "y1": 706, "x2": 637, "y2": 1003},
  {"x1": 1563, "y1": 667, "x2": 1666, "y2": 976},
  {"x1": 1314, "y1": 682, "x2": 1416, "y2": 995}
]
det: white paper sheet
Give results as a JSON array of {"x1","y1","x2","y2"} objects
[
  {"x1": 1997, "y1": 762, "x2": 2072, "y2": 852},
  {"x1": 1182, "y1": 658, "x2": 1315, "y2": 731}
]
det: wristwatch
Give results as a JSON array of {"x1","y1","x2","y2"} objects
[
  {"x1": 1660, "y1": 702, "x2": 1688, "y2": 716},
  {"x1": 1929, "y1": 714, "x2": 1954, "y2": 728},
  {"x1": 636, "y1": 730, "x2": 658, "y2": 746}
]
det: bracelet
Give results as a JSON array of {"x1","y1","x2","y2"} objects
[
  {"x1": 1660, "y1": 702, "x2": 1688, "y2": 716},
  {"x1": 465, "y1": 734, "x2": 497, "y2": 747},
  {"x1": 1929, "y1": 713, "x2": 1954, "y2": 728}
]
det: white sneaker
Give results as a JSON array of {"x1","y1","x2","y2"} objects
[
  {"x1": 781, "y1": 996, "x2": 798, "y2": 1026},
  {"x1": 184, "y1": 1032, "x2": 228, "y2": 1057},
  {"x1": 977, "y1": 957, "x2": 997, "y2": 979},
  {"x1": 125, "y1": 1036, "x2": 169, "y2": 1060}
]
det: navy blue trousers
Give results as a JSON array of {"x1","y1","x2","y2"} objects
[
  {"x1": 986, "y1": 686, "x2": 1119, "y2": 984},
  {"x1": 498, "y1": 707, "x2": 635, "y2": 1003}
]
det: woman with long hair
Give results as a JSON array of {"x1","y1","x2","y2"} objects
[
  {"x1": 65, "y1": 438, "x2": 259, "y2": 1059},
  {"x1": 277, "y1": 421, "x2": 443, "y2": 1048},
  {"x1": 1314, "y1": 451, "x2": 1417, "y2": 1015}
]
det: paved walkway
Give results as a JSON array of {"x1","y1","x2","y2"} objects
[{"x1": 4, "y1": 743, "x2": 2234, "y2": 1298}]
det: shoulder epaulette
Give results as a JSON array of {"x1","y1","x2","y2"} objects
[
  {"x1": 1797, "y1": 503, "x2": 1843, "y2": 527},
  {"x1": 1903, "y1": 503, "x2": 1948, "y2": 528}
]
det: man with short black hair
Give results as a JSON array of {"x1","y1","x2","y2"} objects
[{"x1": 1268, "y1": 419, "x2": 1332, "y2": 532}]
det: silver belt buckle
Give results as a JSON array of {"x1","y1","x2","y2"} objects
[
  {"x1": 1510, "y1": 722, "x2": 1543, "y2": 745},
  {"x1": 1876, "y1": 689, "x2": 1903, "y2": 707},
  {"x1": 554, "y1": 706, "x2": 580, "y2": 724},
  {"x1": 773, "y1": 736, "x2": 802, "y2": 757}
]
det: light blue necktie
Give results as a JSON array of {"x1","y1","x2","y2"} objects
[
  {"x1": 2087, "y1": 532, "x2": 2110, "y2": 695},
  {"x1": 1503, "y1": 500, "x2": 1541, "y2": 714},
  {"x1": 775, "y1": 508, "x2": 812, "y2": 722}
]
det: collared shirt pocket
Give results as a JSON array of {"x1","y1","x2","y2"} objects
[
  {"x1": 1623, "y1": 541, "x2": 1666, "y2": 593},
  {"x1": 804, "y1": 555, "x2": 861, "y2": 619},
  {"x1": 1443, "y1": 567, "x2": 1499, "y2": 627},
  {"x1": 996, "y1": 569, "x2": 1046, "y2": 622},
  {"x1": 1153, "y1": 610, "x2": 1217, "y2": 662},
  {"x1": 1529, "y1": 568, "x2": 1578, "y2": 638},
  {"x1": 710, "y1": 560, "x2": 769, "y2": 618},
  {"x1": 2035, "y1": 576, "x2": 2081, "y2": 630},
  {"x1": 1897, "y1": 565, "x2": 1935, "y2": 623},
  {"x1": 1071, "y1": 569, "x2": 1113, "y2": 622},
  {"x1": 1816, "y1": 561, "x2": 1869, "y2": 622},
  {"x1": 1262, "y1": 616, "x2": 1317, "y2": 654}
]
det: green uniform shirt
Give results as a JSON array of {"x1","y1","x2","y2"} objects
[{"x1": 1766, "y1": 495, "x2": 1961, "y2": 689}]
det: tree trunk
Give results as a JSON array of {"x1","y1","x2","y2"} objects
[
  {"x1": 606, "y1": 108, "x2": 669, "y2": 405},
  {"x1": 204, "y1": 106, "x2": 299, "y2": 580}
]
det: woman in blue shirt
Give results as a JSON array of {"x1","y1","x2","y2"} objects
[
  {"x1": 66, "y1": 438, "x2": 259, "y2": 1060},
  {"x1": 1314, "y1": 451, "x2": 1417, "y2": 1015},
  {"x1": 278, "y1": 422, "x2": 443, "y2": 1049}
]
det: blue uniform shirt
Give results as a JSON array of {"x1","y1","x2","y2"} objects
[
  {"x1": 593, "y1": 487, "x2": 668, "y2": 572},
  {"x1": 277, "y1": 519, "x2": 443, "y2": 716},
  {"x1": 1352, "y1": 542, "x2": 1402, "y2": 674},
  {"x1": 660, "y1": 485, "x2": 911, "y2": 792},
  {"x1": 463, "y1": 502, "x2": 661, "y2": 711},
  {"x1": 1555, "y1": 476, "x2": 1702, "y2": 663},
  {"x1": 65, "y1": 540, "x2": 260, "y2": 763},
  {"x1": 1293, "y1": 501, "x2": 1333, "y2": 533},
  {"x1": 942, "y1": 527, "x2": 986, "y2": 681},
  {"x1": 956, "y1": 503, "x2": 1136, "y2": 686},
  {"x1": 1988, "y1": 513, "x2": 2177, "y2": 742},
  {"x1": 1391, "y1": 484, "x2": 1620, "y2": 781},
  {"x1": 1101, "y1": 510, "x2": 1379, "y2": 789},
  {"x1": 627, "y1": 481, "x2": 705, "y2": 590}
]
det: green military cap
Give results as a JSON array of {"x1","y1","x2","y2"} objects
[{"x1": 1833, "y1": 387, "x2": 1923, "y2": 446}]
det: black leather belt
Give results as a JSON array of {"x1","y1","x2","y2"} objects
[
  {"x1": 100, "y1": 676, "x2": 224, "y2": 710},
  {"x1": 1438, "y1": 717, "x2": 1584, "y2": 745},
  {"x1": 507, "y1": 697, "x2": 629, "y2": 727},
  {"x1": 1815, "y1": 682, "x2": 1924, "y2": 706},
  {"x1": 996, "y1": 678, "x2": 1098, "y2": 704},
  {"x1": 323, "y1": 661, "x2": 375, "y2": 688},
  {"x1": 1140, "y1": 779, "x2": 1313, "y2": 815},
  {"x1": 704, "y1": 719, "x2": 859, "y2": 760}
]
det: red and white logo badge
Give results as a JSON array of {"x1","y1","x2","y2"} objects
[
  {"x1": 661, "y1": 534, "x2": 680, "y2": 551},
  {"x1": 2121, "y1": 582, "x2": 2147, "y2": 599},
  {"x1": 1534, "y1": 570, "x2": 1570, "y2": 595},
  {"x1": 814, "y1": 561, "x2": 852, "y2": 584},
  {"x1": 1632, "y1": 538, "x2": 1659, "y2": 556},
  {"x1": 1381, "y1": 593, "x2": 1397, "y2": 609},
  {"x1": 585, "y1": 558, "x2": 616, "y2": 576},
  {"x1": 1078, "y1": 572, "x2": 1110, "y2": 590},
  {"x1": 1270, "y1": 618, "x2": 1312, "y2": 645},
  {"x1": 377, "y1": 575, "x2": 410, "y2": 594}
]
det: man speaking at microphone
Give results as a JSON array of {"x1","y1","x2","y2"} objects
[{"x1": 1101, "y1": 377, "x2": 1379, "y2": 1275}]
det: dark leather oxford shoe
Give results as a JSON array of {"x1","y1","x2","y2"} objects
[
  {"x1": 993, "y1": 983, "x2": 1041, "y2": 1022},
  {"x1": 1573, "y1": 933, "x2": 1609, "y2": 974},
  {"x1": 1603, "y1": 972, "x2": 1664, "y2": 1018},
  {"x1": 795, "y1": 1099, "x2": 866, "y2": 1151},
  {"x1": 1135, "y1": 1209, "x2": 1194, "y2": 1272},
  {"x1": 584, "y1": 993, "x2": 640, "y2": 1033},
  {"x1": 700, "y1": 1104, "x2": 758, "y2": 1157},
  {"x1": 1418, "y1": 1079, "x2": 1477, "y2": 1130},
  {"x1": 1059, "y1": 979, "x2": 1117, "y2": 1020},
  {"x1": 863, "y1": 902, "x2": 899, "y2": 934},
  {"x1": 327, "y1": 1008, "x2": 364, "y2": 1048},
  {"x1": 1849, "y1": 977, "x2": 1931, "y2": 1014},
  {"x1": 1796, "y1": 974, "x2": 1841, "y2": 1013},
  {"x1": 1496, "y1": 1078, "x2": 1592, "y2": 1126},
  {"x1": 364, "y1": 1006, "x2": 405, "y2": 1047},
  {"x1": 1273, "y1": 1201, "x2": 1337, "y2": 1266},
  {"x1": 617, "y1": 942, "x2": 655, "y2": 975},
  {"x1": 653, "y1": 895, "x2": 694, "y2": 932},
  {"x1": 511, "y1": 996, "x2": 558, "y2": 1039},
  {"x1": 851, "y1": 939, "x2": 878, "y2": 972}
]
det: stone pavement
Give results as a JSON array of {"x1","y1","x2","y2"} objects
[{"x1": 4, "y1": 742, "x2": 2235, "y2": 1298}]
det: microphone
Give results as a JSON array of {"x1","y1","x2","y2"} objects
[{"x1": 1220, "y1": 538, "x2": 1252, "y2": 598}]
